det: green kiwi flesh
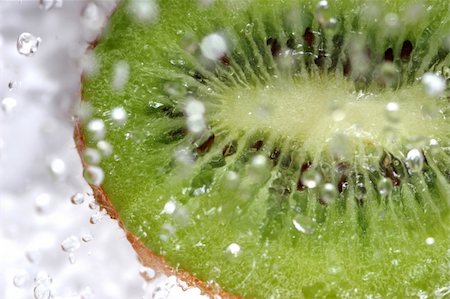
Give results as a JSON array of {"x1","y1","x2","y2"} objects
[{"x1": 81, "y1": 0, "x2": 450, "y2": 297}]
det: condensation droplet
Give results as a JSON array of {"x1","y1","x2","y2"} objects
[
  {"x1": 86, "y1": 119, "x2": 105, "y2": 140},
  {"x1": 320, "y1": 183, "x2": 337, "y2": 203},
  {"x1": 425, "y1": 237, "x2": 435, "y2": 245},
  {"x1": 61, "y1": 235, "x2": 81, "y2": 253},
  {"x1": 33, "y1": 284, "x2": 51, "y2": 299},
  {"x1": 200, "y1": 33, "x2": 227, "y2": 61},
  {"x1": 83, "y1": 148, "x2": 101, "y2": 165},
  {"x1": 35, "y1": 193, "x2": 52, "y2": 214},
  {"x1": 224, "y1": 170, "x2": 239, "y2": 189},
  {"x1": 1, "y1": 97, "x2": 17, "y2": 114},
  {"x1": 88, "y1": 200, "x2": 98, "y2": 210},
  {"x1": 83, "y1": 165, "x2": 104, "y2": 186},
  {"x1": 422, "y1": 72, "x2": 446, "y2": 98},
  {"x1": 163, "y1": 200, "x2": 176, "y2": 215},
  {"x1": 185, "y1": 98, "x2": 206, "y2": 134},
  {"x1": 34, "y1": 271, "x2": 52, "y2": 285},
  {"x1": 81, "y1": 233, "x2": 94, "y2": 243},
  {"x1": 292, "y1": 214, "x2": 316, "y2": 234},
  {"x1": 315, "y1": 0, "x2": 337, "y2": 28},
  {"x1": 128, "y1": 0, "x2": 159, "y2": 23},
  {"x1": 89, "y1": 211, "x2": 105, "y2": 224},
  {"x1": 97, "y1": 140, "x2": 113, "y2": 156},
  {"x1": 385, "y1": 102, "x2": 400, "y2": 123},
  {"x1": 38, "y1": 0, "x2": 63, "y2": 10},
  {"x1": 225, "y1": 243, "x2": 241, "y2": 257},
  {"x1": 301, "y1": 169, "x2": 321, "y2": 189},
  {"x1": 111, "y1": 106, "x2": 128, "y2": 125},
  {"x1": 384, "y1": 13, "x2": 400, "y2": 29},
  {"x1": 405, "y1": 149, "x2": 424, "y2": 173},
  {"x1": 377, "y1": 177, "x2": 393, "y2": 197},
  {"x1": 49, "y1": 158, "x2": 66, "y2": 177},
  {"x1": 111, "y1": 61, "x2": 129, "y2": 91},
  {"x1": 17, "y1": 32, "x2": 41, "y2": 56},
  {"x1": 13, "y1": 270, "x2": 29, "y2": 288},
  {"x1": 70, "y1": 192, "x2": 85, "y2": 205},
  {"x1": 139, "y1": 266, "x2": 156, "y2": 280}
]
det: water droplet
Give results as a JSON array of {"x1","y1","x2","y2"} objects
[
  {"x1": 224, "y1": 170, "x2": 239, "y2": 190},
  {"x1": 83, "y1": 148, "x2": 101, "y2": 165},
  {"x1": 320, "y1": 183, "x2": 337, "y2": 204},
  {"x1": 1, "y1": 97, "x2": 17, "y2": 114},
  {"x1": 428, "y1": 139, "x2": 440, "y2": 154},
  {"x1": 70, "y1": 192, "x2": 85, "y2": 205},
  {"x1": 96, "y1": 140, "x2": 113, "y2": 157},
  {"x1": 377, "y1": 178, "x2": 393, "y2": 197},
  {"x1": 111, "y1": 61, "x2": 129, "y2": 91},
  {"x1": 434, "y1": 286, "x2": 450, "y2": 298},
  {"x1": 17, "y1": 32, "x2": 41, "y2": 56},
  {"x1": 111, "y1": 106, "x2": 128, "y2": 125},
  {"x1": 49, "y1": 158, "x2": 66, "y2": 177},
  {"x1": 89, "y1": 210, "x2": 105, "y2": 224},
  {"x1": 225, "y1": 243, "x2": 241, "y2": 257},
  {"x1": 38, "y1": 0, "x2": 63, "y2": 10},
  {"x1": 385, "y1": 102, "x2": 400, "y2": 123},
  {"x1": 159, "y1": 223, "x2": 176, "y2": 242},
  {"x1": 422, "y1": 72, "x2": 446, "y2": 98},
  {"x1": 83, "y1": 165, "x2": 104, "y2": 186},
  {"x1": 185, "y1": 98, "x2": 206, "y2": 134},
  {"x1": 81, "y1": 233, "x2": 94, "y2": 243},
  {"x1": 380, "y1": 62, "x2": 399, "y2": 88},
  {"x1": 86, "y1": 119, "x2": 105, "y2": 140},
  {"x1": 331, "y1": 107, "x2": 345, "y2": 122},
  {"x1": 88, "y1": 201, "x2": 98, "y2": 210},
  {"x1": 425, "y1": 237, "x2": 435, "y2": 245},
  {"x1": 200, "y1": 33, "x2": 228, "y2": 61},
  {"x1": 292, "y1": 214, "x2": 316, "y2": 234},
  {"x1": 81, "y1": 2, "x2": 104, "y2": 32},
  {"x1": 34, "y1": 271, "x2": 52, "y2": 286},
  {"x1": 13, "y1": 270, "x2": 29, "y2": 288},
  {"x1": 163, "y1": 200, "x2": 176, "y2": 215},
  {"x1": 61, "y1": 235, "x2": 81, "y2": 253},
  {"x1": 405, "y1": 149, "x2": 424, "y2": 173},
  {"x1": 68, "y1": 253, "x2": 76, "y2": 264},
  {"x1": 80, "y1": 286, "x2": 94, "y2": 299},
  {"x1": 139, "y1": 266, "x2": 156, "y2": 280},
  {"x1": 301, "y1": 169, "x2": 321, "y2": 189},
  {"x1": 315, "y1": 0, "x2": 337, "y2": 28},
  {"x1": 251, "y1": 154, "x2": 267, "y2": 168},
  {"x1": 384, "y1": 13, "x2": 400, "y2": 29},
  {"x1": 128, "y1": 0, "x2": 159, "y2": 23},
  {"x1": 26, "y1": 249, "x2": 42, "y2": 264},
  {"x1": 35, "y1": 193, "x2": 52, "y2": 214},
  {"x1": 33, "y1": 284, "x2": 51, "y2": 299}
]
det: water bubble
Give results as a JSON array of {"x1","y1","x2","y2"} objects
[
  {"x1": 70, "y1": 192, "x2": 85, "y2": 205},
  {"x1": 251, "y1": 154, "x2": 267, "y2": 168},
  {"x1": 111, "y1": 61, "x2": 129, "y2": 91},
  {"x1": 224, "y1": 170, "x2": 239, "y2": 189},
  {"x1": 83, "y1": 165, "x2": 104, "y2": 186},
  {"x1": 405, "y1": 149, "x2": 424, "y2": 173},
  {"x1": 83, "y1": 148, "x2": 101, "y2": 165},
  {"x1": 13, "y1": 269, "x2": 29, "y2": 288},
  {"x1": 139, "y1": 266, "x2": 156, "y2": 280},
  {"x1": 301, "y1": 169, "x2": 321, "y2": 189},
  {"x1": 320, "y1": 183, "x2": 337, "y2": 204},
  {"x1": 81, "y1": 2, "x2": 104, "y2": 32},
  {"x1": 81, "y1": 233, "x2": 94, "y2": 243},
  {"x1": 315, "y1": 0, "x2": 337, "y2": 28},
  {"x1": 61, "y1": 235, "x2": 81, "y2": 253},
  {"x1": 428, "y1": 139, "x2": 440, "y2": 154},
  {"x1": 34, "y1": 271, "x2": 52, "y2": 286},
  {"x1": 200, "y1": 33, "x2": 228, "y2": 61},
  {"x1": 97, "y1": 140, "x2": 113, "y2": 156},
  {"x1": 49, "y1": 158, "x2": 66, "y2": 177},
  {"x1": 33, "y1": 284, "x2": 51, "y2": 299},
  {"x1": 379, "y1": 62, "x2": 399, "y2": 88},
  {"x1": 385, "y1": 102, "x2": 400, "y2": 123},
  {"x1": 425, "y1": 237, "x2": 435, "y2": 245},
  {"x1": 384, "y1": 13, "x2": 400, "y2": 30},
  {"x1": 377, "y1": 177, "x2": 393, "y2": 197},
  {"x1": 110, "y1": 106, "x2": 128, "y2": 125},
  {"x1": 163, "y1": 199, "x2": 176, "y2": 215},
  {"x1": 185, "y1": 99, "x2": 206, "y2": 134},
  {"x1": 185, "y1": 99, "x2": 205, "y2": 116},
  {"x1": 38, "y1": 0, "x2": 63, "y2": 10},
  {"x1": 292, "y1": 214, "x2": 316, "y2": 234},
  {"x1": 1, "y1": 97, "x2": 17, "y2": 113},
  {"x1": 17, "y1": 32, "x2": 41, "y2": 56},
  {"x1": 225, "y1": 243, "x2": 241, "y2": 257},
  {"x1": 422, "y1": 72, "x2": 446, "y2": 98},
  {"x1": 35, "y1": 193, "x2": 52, "y2": 214},
  {"x1": 86, "y1": 119, "x2": 105, "y2": 140},
  {"x1": 89, "y1": 211, "x2": 105, "y2": 224},
  {"x1": 88, "y1": 201, "x2": 98, "y2": 210},
  {"x1": 128, "y1": 0, "x2": 159, "y2": 23}
]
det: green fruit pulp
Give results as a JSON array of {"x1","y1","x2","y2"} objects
[{"x1": 82, "y1": 0, "x2": 450, "y2": 298}]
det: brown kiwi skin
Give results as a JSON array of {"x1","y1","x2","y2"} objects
[{"x1": 75, "y1": 5, "x2": 239, "y2": 296}]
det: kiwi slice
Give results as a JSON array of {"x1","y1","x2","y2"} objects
[{"x1": 78, "y1": 0, "x2": 450, "y2": 297}]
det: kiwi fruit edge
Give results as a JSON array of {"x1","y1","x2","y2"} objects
[{"x1": 75, "y1": 1, "x2": 448, "y2": 297}]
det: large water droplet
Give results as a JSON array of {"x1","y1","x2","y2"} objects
[
  {"x1": 200, "y1": 33, "x2": 228, "y2": 61},
  {"x1": 83, "y1": 165, "x2": 104, "y2": 186},
  {"x1": 422, "y1": 72, "x2": 446, "y2": 98},
  {"x1": 61, "y1": 235, "x2": 81, "y2": 253},
  {"x1": 405, "y1": 149, "x2": 424, "y2": 173},
  {"x1": 17, "y1": 32, "x2": 41, "y2": 56},
  {"x1": 301, "y1": 169, "x2": 321, "y2": 189},
  {"x1": 377, "y1": 177, "x2": 393, "y2": 197}
]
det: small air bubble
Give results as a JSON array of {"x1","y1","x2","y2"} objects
[
  {"x1": 200, "y1": 33, "x2": 228, "y2": 61},
  {"x1": 34, "y1": 271, "x2": 52, "y2": 285},
  {"x1": 377, "y1": 177, "x2": 393, "y2": 197},
  {"x1": 385, "y1": 102, "x2": 400, "y2": 123},
  {"x1": 405, "y1": 149, "x2": 424, "y2": 173},
  {"x1": 111, "y1": 106, "x2": 128, "y2": 125},
  {"x1": 425, "y1": 237, "x2": 435, "y2": 245},
  {"x1": 13, "y1": 270, "x2": 29, "y2": 288},
  {"x1": 17, "y1": 32, "x2": 41, "y2": 56},
  {"x1": 83, "y1": 165, "x2": 104, "y2": 186},
  {"x1": 61, "y1": 235, "x2": 81, "y2": 253},
  {"x1": 225, "y1": 243, "x2": 241, "y2": 257},
  {"x1": 421, "y1": 72, "x2": 446, "y2": 98},
  {"x1": 112, "y1": 61, "x2": 129, "y2": 91},
  {"x1": 86, "y1": 119, "x2": 105, "y2": 140},
  {"x1": 301, "y1": 169, "x2": 321, "y2": 189},
  {"x1": 33, "y1": 284, "x2": 51, "y2": 299},
  {"x1": 1, "y1": 97, "x2": 17, "y2": 114},
  {"x1": 320, "y1": 183, "x2": 337, "y2": 203},
  {"x1": 70, "y1": 192, "x2": 85, "y2": 205}
]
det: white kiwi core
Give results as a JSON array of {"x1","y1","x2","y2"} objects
[{"x1": 217, "y1": 76, "x2": 445, "y2": 152}]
